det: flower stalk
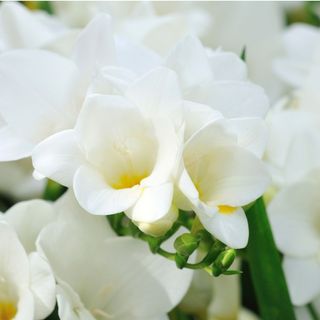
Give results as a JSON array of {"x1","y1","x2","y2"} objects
[{"x1": 245, "y1": 198, "x2": 296, "y2": 320}]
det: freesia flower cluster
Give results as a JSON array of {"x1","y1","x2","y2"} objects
[{"x1": 0, "y1": 2, "x2": 319, "y2": 320}]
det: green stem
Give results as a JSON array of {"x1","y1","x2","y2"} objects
[
  {"x1": 308, "y1": 303, "x2": 319, "y2": 320},
  {"x1": 245, "y1": 197, "x2": 296, "y2": 320}
]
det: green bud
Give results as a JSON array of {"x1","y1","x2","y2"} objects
[
  {"x1": 212, "y1": 249, "x2": 236, "y2": 277},
  {"x1": 175, "y1": 253, "x2": 188, "y2": 269},
  {"x1": 174, "y1": 233, "x2": 200, "y2": 257},
  {"x1": 202, "y1": 240, "x2": 226, "y2": 265}
]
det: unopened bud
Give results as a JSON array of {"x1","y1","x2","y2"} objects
[
  {"x1": 212, "y1": 249, "x2": 236, "y2": 277},
  {"x1": 174, "y1": 233, "x2": 200, "y2": 257}
]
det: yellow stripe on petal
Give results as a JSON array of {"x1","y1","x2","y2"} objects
[
  {"x1": 0, "y1": 301, "x2": 17, "y2": 320},
  {"x1": 218, "y1": 205, "x2": 237, "y2": 215}
]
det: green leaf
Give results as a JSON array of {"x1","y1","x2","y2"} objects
[{"x1": 245, "y1": 197, "x2": 296, "y2": 320}]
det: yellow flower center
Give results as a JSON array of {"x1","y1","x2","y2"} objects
[
  {"x1": 111, "y1": 173, "x2": 147, "y2": 189},
  {"x1": 0, "y1": 301, "x2": 17, "y2": 320},
  {"x1": 218, "y1": 205, "x2": 236, "y2": 215}
]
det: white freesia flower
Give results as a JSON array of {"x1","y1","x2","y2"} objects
[
  {"x1": 178, "y1": 119, "x2": 270, "y2": 249},
  {"x1": 268, "y1": 171, "x2": 320, "y2": 305},
  {"x1": 0, "y1": 220, "x2": 55, "y2": 320},
  {"x1": 37, "y1": 191, "x2": 193, "y2": 320},
  {"x1": 0, "y1": 199, "x2": 56, "y2": 319},
  {"x1": 166, "y1": 35, "x2": 269, "y2": 120},
  {"x1": 264, "y1": 67, "x2": 320, "y2": 197},
  {"x1": 0, "y1": 2, "x2": 74, "y2": 54},
  {"x1": 274, "y1": 23, "x2": 320, "y2": 88},
  {"x1": 33, "y1": 67, "x2": 184, "y2": 235},
  {"x1": 52, "y1": 1, "x2": 211, "y2": 56},
  {"x1": 198, "y1": 2, "x2": 286, "y2": 101}
]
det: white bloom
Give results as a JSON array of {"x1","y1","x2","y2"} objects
[
  {"x1": 52, "y1": 1, "x2": 211, "y2": 56},
  {"x1": 0, "y1": 199, "x2": 56, "y2": 319},
  {"x1": 33, "y1": 67, "x2": 183, "y2": 234},
  {"x1": 37, "y1": 191, "x2": 193, "y2": 320},
  {"x1": 268, "y1": 172, "x2": 320, "y2": 305},
  {"x1": 264, "y1": 68, "x2": 320, "y2": 196},
  {"x1": 198, "y1": 2, "x2": 286, "y2": 101},
  {"x1": 178, "y1": 119, "x2": 270, "y2": 249},
  {"x1": 274, "y1": 23, "x2": 320, "y2": 88},
  {"x1": 0, "y1": 221, "x2": 55, "y2": 320},
  {"x1": 0, "y1": 2, "x2": 73, "y2": 54}
]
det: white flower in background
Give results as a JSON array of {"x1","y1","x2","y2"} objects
[
  {"x1": 37, "y1": 191, "x2": 193, "y2": 320},
  {"x1": 273, "y1": 23, "x2": 320, "y2": 88},
  {"x1": 51, "y1": 1, "x2": 211, "y2": 56},
  {"x1": 264, "y1": 67, "x2": 320, "y2": 197},
  {"x1": 33, "y1": 67, "x2": 183, "y2": 236},
  {"x1": 268, "y1": 171, "x2": 320, "y2": 306},
  {"x1": 0, "y1": 1, "x2": 75, "y2": 55},
  {"x1": 178, "y1": 119, "x2": 270, "y2": 249},
  {"x1": 0, "y1": 159, "x2": 45, "y2": 201},
  {"x1": 180, "y1": 261, "x2": 259, "y2": 320},
  {"x1": 0, "y1": 199, "x2": 56, "y2": 319},
  {"x1": 166, "y1": 35, "x2": 269, "y2": 120},
  {"x1": 198, "y1": 1, "x2": 286, "y2": 102}
]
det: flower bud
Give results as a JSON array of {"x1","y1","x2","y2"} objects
[
  {"x1": 212, "y1": 249, "x2": 236, "y2": 277},
  {"x1": 174, "y1": 233, "x2": 200, "y2": 257}
]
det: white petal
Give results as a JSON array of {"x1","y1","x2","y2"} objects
[
  {"x1": 74, "y1": 165, "x2": 141, "y2": 215},
  {"x1": 285, "y1": 130, "x2": 320, "y2": 184},
  {"x1": 135, "y1": 204, "x2": 178, "y2": 237},
  {"x1": 283, "y1": 256, "x2": 320, "y2": 306},
  {"x1": 29, "y1": 252, "x2": 56, "y2": 320},
  {"x1": 56, "y1": 281, "x2": 95, "y2": 320},
  {"x1": 3, "y1": 199, "x2": 55, "y2": 253},
  {"x1": 208, "y1": 50, "x2": 247, "y2": 81},
  {"x1": 115, "y1": 36, "x2": 162, "y2": 75},
  {"x1": 0, "y1": 222, "x2": 30, "y2": 287},
  {"x1": 76, "y1": 94, "x2": 156, "y2": 177},
  {"x1": 32, "y1": 129, "x2": 86, "y2": 187},
  {"x1": 166, "y1": 35, "x2": 213, "y2": 90},
  {"x1": 185, "y1": 145, "x2": 270, "y2": 207},
  {"x1": 183, "y1": 100, "x2": 223, "y2": 141},
  {"x1": 14, "y1": 290, "x2": 34, "y2": 320},
  {"x1": 0, "y1": 124, "x2": 33, "y2": 160},
  {"x1": 196, "y1": 206, "x2": 249, "y2": 248},
  {"x1": 72, "y1": 13, "x2": 116, "y2": 80},
  {"x1": 126, "y1": 183, "x2": 174, "y2": 223},
  {"x1": 268, "y1": 180, "x2": 320, "y2": 257},
  {"x1": 126, "y1": 67, "x2": 182, "y2": 124},
  {"x1": 0, "y1": 49, "x2": 81, "y2": 144},
  {"x1": 188, "y1": 81, "x2": 269, "y2": 118},
  {"x1": 38, "y1": 218, "x2": 193, "y2": 319},
  {"x1": 0, "y1": 2, "x2": 58, "y2": 49},
  {"x1": 228, "y1": 117, "x2": 268, "y2": 158}
]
